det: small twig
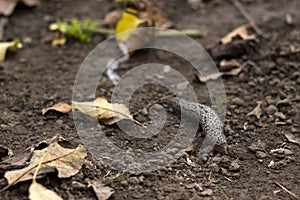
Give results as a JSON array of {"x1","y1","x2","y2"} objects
[
  {"x1": 274, "y1": 181, "x2": 300, "y2": 200},
  {"x1": 231, "y1": 0, "x2": 267, "y2": 39},
  {"x1": 224, "y1": 176, "x2": 235, "y2": 183}
]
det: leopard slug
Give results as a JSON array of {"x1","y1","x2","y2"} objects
[{"x1": 165, "y1": 97, "x2": 230, "y2": 156}]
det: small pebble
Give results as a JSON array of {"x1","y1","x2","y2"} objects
[
  {"x1": 276, "y1": 98, "x2": 291, "y2": 106},
  {"x1": 265, "y1": 105, "x2": 278, "y2": 115},
  {"x1": 231, "y1": 97, "x2": 244, "y2": 105},
  {"x1": 129, "y1": 177, "x2": 139, "y2": 185},
  {"x1": 274, "y1": 112, "x2": 286, "y2": 120},
  {"x1": 200, "y1": 189, "x2": 213, "y2": 196},
  {"x1": 208, "y1": 163, "x2": 219, "y2": 173},
  {"x1": 71, "y1": 181, "x2": 86, "y2": 189},
  {"x1": 256, "y1": 151, "x2": 267, "y2": 159}
]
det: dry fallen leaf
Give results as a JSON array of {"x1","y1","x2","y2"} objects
[
  {"x1": 221, "y1": 25, "x2": 256, "y2": 44},
  {"x1": 198, "y1": 60, "x2": 244, "y2": 82},
  {"x1": 87, "y1": 178, "x2": 114, "y2": 200},
  {"x1": 42, "y1": 102, "x2": 72, "y2": 115},
  {"x1": 247, "y1": 101, "x2": 262, "y2": 119},
  {"x1": 0, "y1": 39, "x2": 22, "y2": 61},
  {"x1": 29, "y1": 149, "x2": 63, "y2": 200},
  {"x1": 72, "y1": 97, "x2": 133, "y2": 125},
  {"x1": 29, "y1": 182, "x2": 63, "y2": 200},
  {"x1": 284, "y1": 133, "x2": 300, "y2": 146},
  {"x1": 4, "y1": 142, "x2": 87, "y2": 185},
  {"x1": 0, "y1": 0, "x2": 39, "y2": 16}
]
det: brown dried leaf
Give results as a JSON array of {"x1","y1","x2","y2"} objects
[
  {"x1": 221, "y1": 25, "x2": 256, "y2": 44},
  {"x1": 285, "y1": 133, "x2": 300, "y2": 146},
  {"x1": 29, "y1": 182, "x2": 63, "y2": 200},
  {"x1": 72, "y1": 97, "x2": 133, "y2": 125},
  {"x1": 42, "y1": 102, "x2": 72, "y2": 115},
  {"x1": 87, "y1": 178, "x2": 114, "y2": 200},
  {"x1": 198, "y1": 60, "x2": 244, "y2": 82},
  {"x1": 4, "y1": 142, "x2": 87, "y2": 185},
  {"x1": 247, "y1": 101, "x2": 262, "y2": 119}
]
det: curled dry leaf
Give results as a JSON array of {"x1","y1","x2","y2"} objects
[
  {"x1": 87, "y1": 178, "x2": 114, "y2": 200},
  {"x1": 221, "y1": 25, "x2": 256, "y2": 44},
  {"x1": 247, "y1": 101, "x2": 262, "y2": 119},
  {"x1": 29, "y1": 182, "x2": 63, "y2": 200},
  {"x1": 4, "y1": 142, "x2": 87, "y2": 185},
  {"x1": 42, "y1": 102, "x2": 72, "y2": 115},
  {"x1": 198, "y1": 60, "x2": 244, "y2": 82},
  {"x1": 72, "y1": 97, "x2": 133, "y2": 125}
]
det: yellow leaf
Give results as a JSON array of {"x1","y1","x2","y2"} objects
[
  {"x1": 72, "y1": 97, "x2": 133, "y2": 125},
  {"x1": 115, "y1": 8, "x2": 144, "y2": 42},
  {"x1": 29, "y1": 182, "x2": 63, "y2": 200},
  {"x1": 0, "y1": 39, "x2": 22, "y2": 61},
  {"x1": 4, "y1": 142, "x2": 87, "y2": 185}
]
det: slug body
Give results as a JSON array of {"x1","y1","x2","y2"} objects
[{"x1": 167, "y1": 97, "x2": 229, "y2": 155}]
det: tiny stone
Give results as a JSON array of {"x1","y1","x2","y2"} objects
[
  {"x1": 265, "y1": 96, "x2": 276, "y2": 105},
  {"x1": 291, "y1": 127, "x2": 298, "y2": 133},
  {"x1": 185, "y1": 183, "x2": 196, "y2": 189},
  {"x1": 221, "y1": 168, "x2": 228, "y2": 175},
  {"x1": 258, "y1": 159, "x2": 264, "y2": 163},
  {"x1": 274, "y1": 112, "x2": 286, "y2": 120},
  {"x1": 247, "y1": 125, "x2": 255, "y2": 131},
  {"x1": 0, "y1": 124, "x2": 9, "y2": 128},
  {"x1": 129, "y1": 177, "x2": 139, "y2": 185},
  {"x1": 265, "y1": 105, "x2": 278, "y2": 115},
  {"x1": 200, "y1": 189, "x2": 213, "y2": 196},
  {"x1": 141, "y1": 108, "x2": 148, "y2": 115},
  {"x1": 276, "y1": 98, "x2": 291, "y2": 106},
  {"x1": 72, "y1": 181, "x2": 86, "y2": 189},
  {"x1": 231, "y1": 97, "x2": 244, "y2": 105},
  {"x1": 256, "y1": 151, "x2": 267, "y2": 159},
  {"x1": 208, "y1": 163, "x2": 219, "y2": 173},
  {"x1": 138, "y1": 175, "x2": 144, "y2": 183}
]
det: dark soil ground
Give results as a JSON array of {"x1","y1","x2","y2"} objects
[{"x1": 1, "y1": 0, "x2": 300, "y2": 199}]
